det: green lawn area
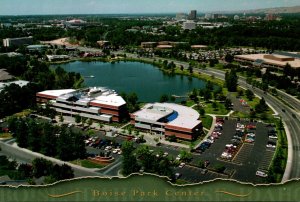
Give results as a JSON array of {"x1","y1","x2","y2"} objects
[
  {"x1": 186, "y1": 100, "x2": 195, "y2": 107},
  {"x1": 201, "y1": 115, "x2": 213, "y2": 129},
  {"x1": 0, "y1": 133, "x2": 13, "y2": 139},
  {"x1": 70, "y1": 159, "x2": 106, "y2": 169},
  {"x1": 204, "y1": 102, "x2": 229, "y2": 115}
]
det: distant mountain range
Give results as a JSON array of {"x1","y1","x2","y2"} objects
[{"x1": 234, "y1": 6, "x2": 300, "y2": 14}]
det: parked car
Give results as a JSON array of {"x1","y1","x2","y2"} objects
[{"x1": 256, "y1": 170, "x2": 268, "y2": 178}]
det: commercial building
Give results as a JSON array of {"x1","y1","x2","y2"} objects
[
  {"x1": 0, "y1": 80, "x2": 29, "y2": 92},
  {"x1": 46, "y1": 55, "x2": 69, "y2": 62},
  {"x1": 3, "y1": 36, "x2": 33, "y2": 48},
  {"x1": 0, "y1": 69, "x2": 14, "y2": 82},
  {"x1": 234, "y1": 52, "x2": 300, "y2": 69},
  {"x1": 64, "y1": 19, "x2": 87, "y2": 28},
  {"x1": 183, "y1": 21, "x2": 196, "y2": 30},
  {"x1": 26, "y1": 45, "x2": 49, "y2": 52},
  {"x1": 176, "y1": 13, "x2": 187, "y2": 21},
  {"x1": 141, "y1": 42, "x2": 157, "y2": 49},
  {"x1": 131, "y1": 103, "x2": 202, "y2": 140},
  {"x1": 36, "y1": 87, "x2": 127, "y2": 122},
  {"x1": 188, "y1": 10, "x2": 197, "y2": 20}
]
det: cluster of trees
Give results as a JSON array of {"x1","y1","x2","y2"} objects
[
  {"x1": 0, "y1": 155, "x2": 74, "y2": 184},
  {"x1": 121, "y1": 142, "x2": 174, "y2": 178},
  {"x1": 225, "y1": 69, "x2": 238, "y2": 92},
  {"x1": 0, "y1": 83, "x2": 40, "y2": 118},
  {"x1": 1, "y1": 16, "x2": 300, "y2": 51},
  {"x1": 119, "y1": 92, "x2": 140, "y2": 113},
  {"x1": 0, "y1": 55, "x2": 83, "y2": 118},
  {"x1": 8, "y1": 117, "x2": 86, "y2": 161},
  {"x1": 261, "y1": 65, "x2": 300, "y2": 97}
]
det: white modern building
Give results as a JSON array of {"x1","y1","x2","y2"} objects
[
  {"x1": 36, "y1": 87, "x2": 127, "y2": 122},
  {"x1": 131, "y1": 103, "x2": 202, "y2": 140}
]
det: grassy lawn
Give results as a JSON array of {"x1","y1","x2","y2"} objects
[
  {"x1": 70, "y1": 159, "x2": 106, "y2": 169},
  {"x1": 13, "y1": 109, "x2": 33, "y2": 117},
  {"x1": 204, "y1": 102, "x2": 229, "y2": 115},
  {"x1": 201, "y1": 115, "x2": 213, "y2": 129},
  {"x1": 186, "y1": 100, "x2": 195, "y2": 107},
  {"x1": 0, "y1": 133, "x2": 13, "y2": 139}
]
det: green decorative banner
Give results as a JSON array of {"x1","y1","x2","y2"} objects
[{"x1": 0, "y1": 175, "x2": 299, "y2": 202}]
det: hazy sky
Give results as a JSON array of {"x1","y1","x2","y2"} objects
[{"x1": 1, "y1": 0, "x2": 300, "y2": 15}]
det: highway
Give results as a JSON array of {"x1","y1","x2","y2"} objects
[{"x1": 120, "y1": 52, "x2": 300, "y2": 181}]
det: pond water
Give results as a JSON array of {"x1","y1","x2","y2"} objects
[{"x1": 52, "y1": 61, "x2": 207, "y2": 102}]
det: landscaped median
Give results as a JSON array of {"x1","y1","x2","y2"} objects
[{"x1": 266, "y1": 119, "x2": 288, "y2": 183}]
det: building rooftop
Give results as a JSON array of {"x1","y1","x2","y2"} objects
[
  {"x1": 0, "y1": 80, "x2": 29, "y2": 92},
  {"x1": 133, "y1": 103, "x2": 201, "y2": 129},
  {"x1": 37, "y1": 89, "x2": 76, "y2": 98},
  {"x1": 0, "y1": 69, "x2": 14, "y2": 82},
  {"x1": 133, "y1": 103, "x2": 174, "y2": 122},
  {"x1": 37, "y1": 87, "x2": 126, "y2": 107},
  {"x1": 235, "y1": 54, "x2": 300, "y2": 69}
]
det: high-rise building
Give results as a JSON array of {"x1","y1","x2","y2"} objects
[{"x1": 189, "y1": 10, "x2": 197, "y2": 20}]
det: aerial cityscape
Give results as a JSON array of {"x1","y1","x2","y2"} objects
[{"x1": 1, "y1": 0, "x2": 300, "y2": 188}]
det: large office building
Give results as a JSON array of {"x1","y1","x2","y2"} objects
[
  {"x1": 188, "y1": 10, "x2": 197, "y2": 20},
  {"x1": 36, "y1": 87, "x2": 127, "y2": 122},
  {"x1": 176, "y1": 13, "x2": 187, "y2": 21},
  {"x1": 234, "y1": 52, "x2": 300, "y2": 69},
  {"x1": 3, "y1": 36, "x2": 33, "y2": 48},
  {"x1": 131, "y1": 103, "x2": 202, "y2": 140}
]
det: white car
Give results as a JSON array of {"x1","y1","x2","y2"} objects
[
  {"x1": 179, "y1": 162, "x2": 186, "y2": 168},
  {"x1": 163, "y1": 152, "x2": 168, "y2": 157},
  {"x1": 112, "y1": 149, "x2": 120, "y2": 154},
  {"x1": 256, "y1": 170, "x2": 268, "y2": 178}
]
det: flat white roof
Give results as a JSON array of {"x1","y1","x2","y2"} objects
[
  {"x1": 235, "y1": 54, "x2": 300, "y2": 68},
  {"x1": 133, "y1": 103, "x2": 201, "y2": 129},
  {"x1": 38, "y1": 87, "x2": 126, "y2": 107},
  {"x1": 38, "y1": 89, "x2": 76, "y2": 97},
  {"x1": 133, "y1": 103, "x2": 174, "y2": 122},
  {"x1": 92, "y1": 94, "x2": 126, "y2": 107},
  {"x1": 0, "y1": 80, "x2": 29, "y2": 91}
]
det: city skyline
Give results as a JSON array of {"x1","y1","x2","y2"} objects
[{"x1": 0, "y1": 0, "x2": 300, "y2": 15}]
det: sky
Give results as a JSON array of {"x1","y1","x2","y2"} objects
[{"x1": 0, "y1": 0, "x2": 300, "y2": 15}]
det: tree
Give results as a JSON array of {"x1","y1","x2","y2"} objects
[
  {"x1": 199, "y1": 108, "x2": 205, "y2": 117},
  {"x1": 212, "y1": 102, "x2": 218, "y2": 110},
  {"x1": 255, "y1": 97, "x2": 268, "y2": 113},
  {"x1": 188, "y1": 65, "x2": 193, "y2": 74},
  {"x1": 121, "y1": 141, "x2": 139, "y2": 175},
  {"x1": 87, "y1": 118, "x2": 93, "y2": 128},
  {"x1": 225, "y1": 69, "x2": 238, "y2": 92},
  {"x1": 245, "y1": 89, "x2": 254, "y2": 101},
  {"x1": 224, "y1": 98, "x2": 232, "y2": 110},
  {"x1": 59, "y1": 115, "x2": 64, "y2": 123},
  {"x1": 74, "y1": 114, "x2": 81, "y2": 124},
  {"x1": 179, "y1": 150, "x2": 193, "y2": 162},
  {"x1": 225, "y1": 54, "x2": 234, "y2": 63},
  {"x1": 160, "y1": 94, "x2": 169, "y2": 103},
  {"x1": 32, "y1": 158, "x2": 53, "y2": 178},
  {"x1": 180, "y1": 65, "x2": 184, "y2": 71}
]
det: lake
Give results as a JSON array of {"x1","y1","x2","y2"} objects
[{"x1": 52, "y1": 61, "x2": 207, "y2": 102}]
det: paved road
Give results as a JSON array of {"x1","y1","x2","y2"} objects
[{"x1": 0, "y1": 141, "x2": 104, "y2": 178}]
